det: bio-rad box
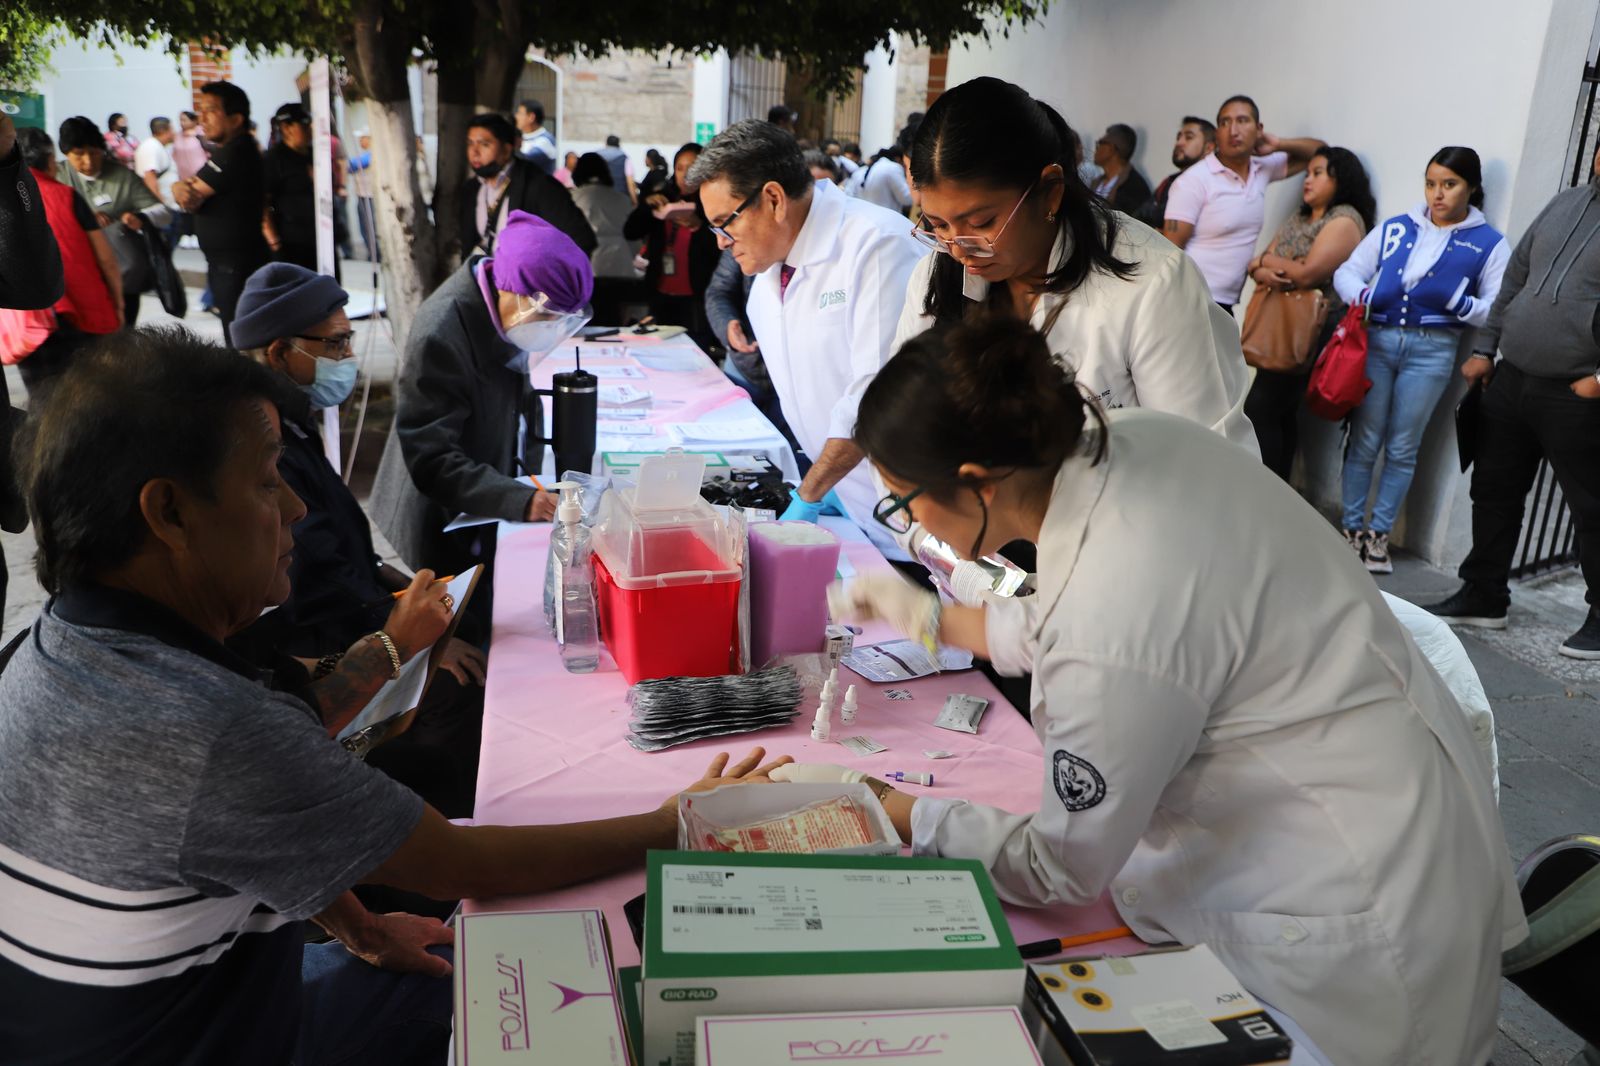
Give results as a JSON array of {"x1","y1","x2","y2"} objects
[
  {"x1": 694, "y1": 1006, "x2": 1044, "y2": 1066},
  {"x1": 454, "y1": 908, "x2": 631, "y2": 1065},
  {"x1": 642, "y1": 850, "x2": 1025, "y2": 1066}
]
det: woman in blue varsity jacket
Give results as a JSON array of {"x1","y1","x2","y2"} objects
[{"x1": 1332, "y1": 146, "x2": 1508, "y2": 574}]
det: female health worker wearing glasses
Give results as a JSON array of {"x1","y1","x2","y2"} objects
[
  {"x1": 896, "y1": 77, "x2": 1258, "y2": 453},
  {"x1": 887, "y1": 78, "x2": 1260, "y2": 659},
  {"x1": 783, "y1": 316, "x2": 1522, "y2": 1066}
]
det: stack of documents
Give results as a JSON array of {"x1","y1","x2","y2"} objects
[
  {"x1": 669, "y1": 418, "x2": 775, "y2": 446},
  {"x1": 599, "y1": 384, "x2": 653, "y2": 410}
]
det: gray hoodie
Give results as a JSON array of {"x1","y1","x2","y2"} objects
[{"x1": 1476, "y1": 182, "x2": 1600, "y2": 378}]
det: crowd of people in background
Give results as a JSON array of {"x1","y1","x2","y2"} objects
[
  {"x1": 8, "y1": 59, "x2": 1600, "y2": 1064},
  {"x1": 5, "y1": 80, "x2": 1595, "y2": 657}
]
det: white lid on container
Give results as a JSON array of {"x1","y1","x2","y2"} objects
[
  {"x1": 749, "y1": 522, "x2": 840, "y2": 546},
  {"x1": 632, "y1": 450, "x2": 709, "y2": 511}
]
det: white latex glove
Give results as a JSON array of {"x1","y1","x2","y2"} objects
[
  {"x1": 769, "y1": 764, "x2": 869, "y2": 785},
  {"x1": 828, "y1": 574, "x2": 941, "y2": 650}
]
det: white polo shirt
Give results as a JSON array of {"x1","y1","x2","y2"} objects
[{"x1": 1164, "y1": 150, "x2": 1289, "y2": 305}]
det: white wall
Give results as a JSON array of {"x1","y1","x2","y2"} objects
[
  {"x1": 859, "y1": 45, "x2": 899, "y2": 157},
  {"x1": 944, "y1": 0, "x2": 1600, "y2": 565},
  {"x1": 691, "y1": 51, "x2": 730, "y2": 141},
  {"x1": 36, "y1": 37, "x2": 304, "y2": 146}
]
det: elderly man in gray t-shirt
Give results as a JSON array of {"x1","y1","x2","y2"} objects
[{"x1": 0, "y1": 327, "x2": 786, "y2": 1064}]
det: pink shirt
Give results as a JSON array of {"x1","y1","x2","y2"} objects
[
  {"x1": 171, "y1": 131, "x2": 209, "y2": 182},
  {"x1": 1164, "y1": 150, "x2": 1289, "y2": 304}
]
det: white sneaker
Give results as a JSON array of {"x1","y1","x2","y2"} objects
[
  {"x1": 1343, "y1": 528, "x2": 1365, "y2": 560},
  {"x1": 1364, "y1": 531, "x2": 1393, "y2": 575}
]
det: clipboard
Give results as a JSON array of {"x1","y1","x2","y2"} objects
[{"x1": 338, "y1": 566, "x2": 484, "y2": 754}]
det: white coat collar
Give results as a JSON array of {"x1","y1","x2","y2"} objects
[
  {"x1": 783, "y1": 178, "x2": 847, "y2": 271},
  {"x1": 1029, "y1": 423, "x2": 1113, "y2": 626},
  {"x1": 959, "y1": 226, "x2": 1073, "y2": 310}
]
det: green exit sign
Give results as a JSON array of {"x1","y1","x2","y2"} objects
[{"x1": 694, "y1": 121, "x2": 716, "y2": 145}]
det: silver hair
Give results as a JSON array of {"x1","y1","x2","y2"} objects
[{"x1": 683, "y1": 119, "x2": 810, "y2": 200}]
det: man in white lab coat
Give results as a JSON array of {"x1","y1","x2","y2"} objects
[{"x1": 687, "y1": 120, "x2": 925, "y2": 554}]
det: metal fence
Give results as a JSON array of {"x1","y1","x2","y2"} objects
[
  {"x1": 1511, "y1": 46, "x2": 1600, "y2": 578},
  {"x1": 727, "y1": 54, "x2": 787, "y2": 128},
  {"x1": 726, "y1": 54, "x2": 863, "y2": 146}
]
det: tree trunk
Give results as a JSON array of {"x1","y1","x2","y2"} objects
[
  {"x1": 348, "y1": 0, "x2": 436, "y2": 353},
  {"x1": 472, "y1": 0, "x2": 528, "y2": 113},
  {"x1": 431, "y1": 70, "x2": 472, "y2": 274}
]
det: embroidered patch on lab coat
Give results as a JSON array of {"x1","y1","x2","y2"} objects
[{"x1": 1053, "y1": 750, "x2": 1106, "y2": 811}]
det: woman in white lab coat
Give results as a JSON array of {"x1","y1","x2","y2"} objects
[
  {"x1": 786, "y1": 317, "x2": 1525, "y2": 1065},
  {"x1": 896, "y1": 77, "x2": 1257, "y2": 452}
]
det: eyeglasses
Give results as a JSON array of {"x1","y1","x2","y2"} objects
[
  {"x1": 872, "y1": 486, "x2": 926, "y2": 534},
  {"x1": 708, "y1": 189, "x2": 762, "y2": 242},
  {"x1": 910, "y1": 180, "x2": 1037, "y2": 258},
  {"x1": 295, "y1": 331, "x2": 355, "y2": 356}
]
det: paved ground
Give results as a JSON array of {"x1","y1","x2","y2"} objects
[
  {"x1": 2, "y1": 285, "x2": 1595, "y2": 1061},
  {"x1": 1374, "y1": 557, "x2": 1595, "y2": 1065}
]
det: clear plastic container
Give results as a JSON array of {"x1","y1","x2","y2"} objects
[
  {"x1": 548, "y1": 482, "x2": 599, "y2": 673},
  {"x1": 591, "y1": 452, "x2": 741, "y2": 683}
]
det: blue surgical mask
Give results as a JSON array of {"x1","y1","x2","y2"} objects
[{"x1": 298, "y1": 352, "x2": 359, "y2": 408}]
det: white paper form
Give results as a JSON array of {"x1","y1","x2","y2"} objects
[
  {"x1": 443, "y1": 478, "x2": 541, "y2": 532},
  {"x1": 669, "y1": 418, "x2": 778, "y2": 445},
  {"x1": 627, "y1": 346, "x2": 703, "y2": 372},
  {"x1": 657, "y1": 863, "x2": 999, "y2": 954},
  {"x1": 598, "y1": 384, "x2": 653, "y2": 408},
  {"x1": 335, "y1": 567, "x2": 480, "y2": 741}
]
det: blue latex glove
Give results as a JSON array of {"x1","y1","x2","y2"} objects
[
  {"x1": 781, "y1": 488, "x2": 847, "y2": 522},
  {"x1": 781, "y1": 493, "x2": 824, "y2": 522}
]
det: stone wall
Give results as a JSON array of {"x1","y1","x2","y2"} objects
[
  {"x1": 541, "y1": 49, "x2": 696, "y2": 146},
  {"x1": 892, "y1": 37, "x2": 932, "y2": 138}
]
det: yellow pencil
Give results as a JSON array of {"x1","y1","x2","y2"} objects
[
  {"x1": 391, "y1": 575, "x2": 456, "y2": 600},
  {"x1": 1017, "y1": 926, "x2": 1136, "y2": 959}
]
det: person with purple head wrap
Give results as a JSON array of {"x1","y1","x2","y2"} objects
[{"x1": 370, "y1": 211, "x2": 595, "y2": 585}]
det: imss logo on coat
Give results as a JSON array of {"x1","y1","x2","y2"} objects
[{"x1": 1054, "y1": 750, "x2": 1106, "y2": 811}]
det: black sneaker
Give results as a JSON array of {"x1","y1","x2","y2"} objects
[
  {"x1": 1423, "y1": 584, "x2": 1508, "y2": 629},
  {"x1": 1559, "y1": 608, "x2": 1600, "y2": 660}
]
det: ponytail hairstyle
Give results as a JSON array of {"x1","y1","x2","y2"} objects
[
  {"x1": 854, "y1": 317, "x2": 1106, "y2": 555},
  {"x1": 911, "y1": 77, "x2": 1136, "y2": 325},
  {"x1": 1429, "y1": 146, "x2": 1486, "y2": 209}
]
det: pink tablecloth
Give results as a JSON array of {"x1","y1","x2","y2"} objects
[
  {"x1": 465, "y1": 521, "x2": 1140, "y2": 966},
  {"x1": 532, "y1": 336, "x2": 800, "y2": 482}
]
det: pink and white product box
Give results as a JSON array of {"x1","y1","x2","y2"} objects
[
  {"x1": 454, "y1": 908, "x2": 630, "y2": 1065},
  {"x1": 695, "y1": 1006, "x2": 1044, "y2": 1066}
]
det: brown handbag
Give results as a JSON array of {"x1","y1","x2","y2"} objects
[{"x1": 1239, "y1": 286, "x2": 1330, "y2": 372}]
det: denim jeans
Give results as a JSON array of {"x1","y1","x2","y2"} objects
[
  {"x1": 295, "y1": 939, "x2": 454, "y2": 1066},
  {"x1": 1340, "y1": 325, "x2": 1461, "y2": 532}
]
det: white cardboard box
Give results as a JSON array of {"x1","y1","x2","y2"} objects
[
  {"x1": 1024, "y1": 945, "x2": 1293, "y2": 1065},
  {"x1": 695, "y1": 1006, "x2": 1044, "y2": 1065},
  {"x1": 454, "y1": 908, "x2": 630, "y2": 1065},
  {"x1": 643, "y1": 851, "x2": 1025, "y2": 1066},
  {"x1": 677, "y1": 781, "x2": 900, "y2": 856}
]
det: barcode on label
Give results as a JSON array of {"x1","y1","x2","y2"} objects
[{"x1": 671, "y1": 905, "x2": 756, "y2": 915}]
